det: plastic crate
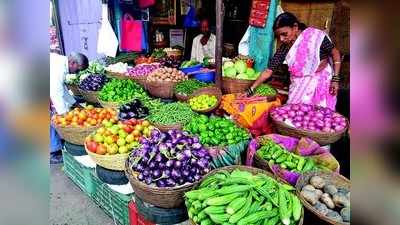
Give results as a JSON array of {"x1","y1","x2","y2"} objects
[
  {"x1": 92, "y1": 173, "x2": 133, "y2": 225},
  {"x1": 62, "y1": 148, "x2": 96, "y2": 196},
  {"x1": 129, "y1": 201, "x2": 155, "y2": 225}
]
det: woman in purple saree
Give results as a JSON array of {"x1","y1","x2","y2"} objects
[{"x1": 247, "y1": 12, "x2": 342, "y2": 110}]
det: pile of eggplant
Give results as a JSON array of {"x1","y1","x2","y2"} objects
[{"x1": 119, "y1": 99, "x2": 149, "y2": 120}]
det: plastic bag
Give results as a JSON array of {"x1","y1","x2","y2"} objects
[
  {"x1": 246, "y1": 134, "x2": 340, "y2": 185},
  {"x1": 220, "y1": 94, "x2": 281, "y2": 136},
  {"x1": 208, "y1": 140, "x2": 249, "y2": 168},
  {"x1": 120, "y1": 14, "x2": 143, "y2": 52}
]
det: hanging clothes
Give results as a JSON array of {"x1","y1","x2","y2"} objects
[
  {"x1": 97, "y1": 3, "x2": 119, "y2": 57},
  {"x1": 249, "y1": 0, "x2": 278, "y2": 72},
  {"x1": 57, "y1": 0, "x2": 102, "y2": 60}
]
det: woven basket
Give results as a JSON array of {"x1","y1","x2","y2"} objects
[
  {"x1": 165, "y1": 49, "x2": 182, "y2": 58},
  {"x1": 79, "y1": 89, "x2": 100, "y2": 103},
  {"x1": 189, "y1": 165, "x2": 304, "y2": 225},
  {"x1": 221, "y1": 77, "x2": 253, "y2": 94},
  {"x1": 296, "y1": 171, "x2": 350, "y2": 225},
  {"x1": 106, "y1": 71, "x2": 128, "y2": 79},
  {"x1": 153, "y1": 122, "x2": 183, "y2": 132},
  {"x1": 84, "y1": 143, "x2": 130, "y2": 171},
  {"x1": 146, "y1": 80, "x2": 177, "y2": 99},
  {"x1": 66, "y1": 83, "x2": 81, "y2": 96},
  {"x1": 52, "y1": 120, "x2": 101, "y2": 145},
  {"x1": 272, "y1": 118, "x2": 348, "y2": 146},
  {"x1": 188, "y1": 87, "x2": 222, "y2": 113},
  {"x1": 253, "y1": 152, "x2": 270, "y2": 171},
  {"x1": 99, "y1": 99, "x2": 131, "y2": 110},
  {"x1": 125, "y1": 160, "x2": 196, "y2": 208},
  {"x1": 128, "y1": 76, "x2": 147, "y2": 87}
]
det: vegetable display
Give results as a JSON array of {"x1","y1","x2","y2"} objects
[
  {"x1": 175, "y1": 79, "x2": 210, "y2": 96},
  {"x1": 254, "y1": 84, "x2": 277, "y2": 97},
  {"x1": 85, "y1": 118, "x2": 153, "y2": 155},
  {"x1": 105, "y1": 62, "x2": 129, "y2": 74},
  {"x1": 79, "y1": 74, "x2": 108, "y2": 91},
  {"x1": 157, "y1": 56, "x2": 182, "y2": 68},
  {"x1": 147, "y1": 67, "x2": 187, "y2": 82},
  {"x1": 65, "y1": 61, "x2": 105, "y2": 85},
  {"x1": 185, "y1": 168, "x2": 303, "y2": 225},
  {"x1": 270, "y1": 104, "x2": 348, "y2": 133},
  {"x1": 119, "y1": 99, "x2": 149, "y2": 120},
  {"x1": 300, "y1": 175, "x2": 350, "y2": 223},
  {"x1": 127, "y1": 63, "x2": 160, "y2": 78},
  {"x1": 257, "y1": 139, "x2": 321, "y2": 173},
  {"x1": 184, "y1": 115, "x2": 250, "y2": 146},
  {"x1": 98, "y1": 79, "x2": 146, "y2": 103},
  {"x1": 53, "y1": 106, "x2": 117, "y2": 127},
  {"x1": 106, "y1": 52, "x2": 137, "y2": 65},
  {"x1": 151, "y1": 49, "x2": 167, "y2": 59},
  {"x1": 222, "y1": 60, "x2": 260, "y2": 80},
  {"x1": 181, "y1": 60, "x2": 200, "y2": 68},
  {"x1": 134, "y1": 55, "x2": 155, "y2": 65},
  {"x1": 189, "y1": 95, "x2": 218, "y2": 111},
  {"x1": 147, "y1": 102, "x2": 197, "y2": 125},
  {"x1": 127, "y1": 129, "x2": 212, "y2": 187}
]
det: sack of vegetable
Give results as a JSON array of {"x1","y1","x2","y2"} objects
[
  {"x1": 125, "y1": 129, "x2": 213, "y2": 208},
  {"x1": 185, "y1": 165, "x2": 304, "y2": 225},
  {"x1": 184, "y1": 115, "x2": 251, "y2": 168},
  {"x1": 247, "y1": 134, "x2": 340, "y2": 186}
]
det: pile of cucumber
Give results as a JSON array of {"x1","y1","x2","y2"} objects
[
  {"x1": 184, "y1": 169, "x2": 303, "y2": 225},
  {"x1": 257, "y1": 139, "x2": 318, "y2": 173}
]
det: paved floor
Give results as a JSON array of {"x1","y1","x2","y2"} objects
[{"x1": 50, "y1": 164, "x2": 114, "y2": 225}]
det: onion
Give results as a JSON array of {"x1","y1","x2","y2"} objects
[
  {"x1": 315, "y1": 120, "x2": 324, "y2": 128},
  {"x1": 296, "y1": 111, "x2": 305, "y2": 116},
  {"x1": 291, "y1": 104, "x2": 300, "y2": 111},
  {"x1": 282, "y1": 105, "x2": 291, "y2": 111},
  {"x1": 294, "y1": 122, "x2": 302, "y2": 128},
  {"x1": 334, "y1": 125, "x2": 345, "y2": 131},
  {"x1": 303, "y1": 115, "x2": 311, "y2": 121},
  {"x1": 315, "y1": 112, "x2": 324, "y2": 119},
  {"x1": 282, "y1": 113, "x2": 289, "y2": 119},
  {"x1": 294, "y1": 116, "x2": 303, "y2": 122},
  {"x1": 322, "y1": 127, "x2": 331, "y2": 132},
  {"x1": 308, "y1": 126, "x2": 317, "y2": 131},
  {"x1": 300, "y1": 105, "x2": 309, "y2": 112},
  {"x1": 308, "y1": 122, "x2": 315, "y2": 127},
  {"x1": 340, "y1": 121, "x2": 347, "y2": 127},
  {"x1": 288, "y1": 111, "x2": 296, "y2": 118},
  {"x1": 311, "y1": 117, "x2": 318, "y2": 122},
  {"x1": 275, "y1": 116, "x2": 284, "y2": 122}
]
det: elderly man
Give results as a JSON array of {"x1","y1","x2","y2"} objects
[
  {"x1": 50, "y1": 52, "x2": 88, "y2": 164},
  {"x1": 190, "y1": 17, "x2": 216, "y2": 62}
]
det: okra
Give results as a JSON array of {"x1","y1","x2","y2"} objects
[
  {"x1": 291, "y1": 193, "x2": 302, "y2": 221},
  {"x1": 276, "y1": 154, "x2": 288, "y2": 163},
  {"x1": 209, "y1": 213, "x2": 230, "y2": 224},
  {"x1": 206, "y1": 192, "x2": 241, "y2": 206},
  {"x1": 296, "y1": 158, "x2": 305, "y2": 171},
  {"x1": 279, "y1": 188, "x2": 291, "y2": 225},
  {"x1": 217, "y1": 185, "x2": 252, "y2": 195},
  {"x1": 204, "y1": 205, "x2": 226, "y2": 215},
  {"x1": 200, "y1": 218, "x2": 213, "y2": 225}
]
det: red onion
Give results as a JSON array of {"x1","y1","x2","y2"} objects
[
  {"x1": 282, "y1": 105, "x2": 291, "y2": 111},
  {"x1": 288, "y1": 111, "x2": 296, "y2": 118},
  {"x1": 300, "y1": 105, "x2": 309, "y2": 112},
  {"x1": 308, "y1": 122, "x2": 315, "y2": 127},
  {"x1": 316, "y1": 112, "x2": 324, "y2": 119},
  {"x1": 282, "y1": 114, "x2": 289, "y2": 119},
  {"x1": 340, "y1": 121, "x2": 347, "y2": 127},
  {"x1": 291, "y1": 104, "x2": 300, "y2": 111},
  {"x1": 294, "y1": 116, "x2": 303, "y2": 122},
  {"x1": 334, "y1": 125, "x2": 345, "y2": 131},
  {"x1": 294, "y1": 122, "x2": 302, "y2": 128},
  {"x1": 311, "y1": 117, "x2": 318, "y2": 122},
  {"x1": 275, "y1": 116, "x2": 284, "y2": 122},
  {"x1": 303, "y1": 115, "x2": 311, "y2": 121},
  {"x1": 322, "y1": 127, "x2": 331, "y2": 132},
  {"x1": 296, "y1": 111, "x2": 305, "y2": 116},
  {"x1": 316, "y1": 120, "x2": 324, "y2": 128}
]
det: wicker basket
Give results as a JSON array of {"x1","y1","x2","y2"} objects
[
  {"x1": 52, "y1": 120, "x2": 101, "y2": 145},
  {"x1": 296, "y1": 171, "x2": 350, "y2": 225},
  {"x1": 146, "y1": 80, "x2": 177, "y2": 99},
  {"x1": 125, "y1": 160, "x2": 196, "y2": 208},
  {"x1": 79, "y1": 89, "x2": 100, "y2": 103},
  {"x1": 128, "y1": 76, "x2": 147, "y2": 87},
  {"x1": 189, "y1": 165, "x2": 304, "y2": 225},
  {"x1": 165, "y1": 49, "x2": 182, "y2": 58},
  {"x1": 106, "y1": 71, "x2": 128, "y2": 79},
  {"x1": 99, "y1": 99, "x2": 131, "y2": 110},
  {"x1": 66, "y1": 83, "x2": 81, "y2": 96},
  {"x1": 188, "y1": 87, "x2": 223, "y2": 113},
  {"x1": 221, "y1": 77, "x2": 253, "y2": 94},
  {"x1": 272, "y1": 118, "x2": 348, "y2": 146},
  {"x1": 84, "y1": 143, "x2": 130, "y2": 171},
  {"x1": 153, "y1": 122, "x2": 183, "y2": 132},
  {"x1": 253, "y1": 152, "x2": 270, "y2": 171}
]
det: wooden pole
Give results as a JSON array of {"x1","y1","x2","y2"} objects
[{"x1": 215, "y1": 0, "x2": 224, "y2": 88}]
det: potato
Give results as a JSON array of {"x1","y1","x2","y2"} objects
[
  {"x1": 310, "y1": 176, "x2": 326, "y2": 189},
  {"x1": 324, "y1": 184, "x2": 338, "y2": 196},
  {"x1": 321, "y1": 193, "x2": 335, "y2": 209},
  {"x1": 333, "y1": 192, "x2": 350, "y2": 208},
  {"x1": 302, "y1": 185, "x2": 316, "y2": 192},
  {"x1": 315, "y1": 189, "x2": 323, "y2": 199},
  {"x1": 314, "y1": 201, "x2": 329, "y2": 216},
  {"x1": 326, "y1": 210, "x2": 343, "y2": 222},
  {"x1": 301, "y1": 190, "x2": 319, "y2": 205},
  {"x1": 341, "y1": 207, "x2": 350, "y2": 222}
]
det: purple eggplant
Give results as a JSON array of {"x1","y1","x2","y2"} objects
[
  {"x1": 137, "y1": 173, "x2": 144, "y2": 181},
  {"x1": 165, "y1": 178, "x2": 176, "y2": 187},
  {"x1": 152, "y1": 169, "x2": 162, "y2": 179},
  {"x1": 192, "y1": 143, "x2": 202, "y2": 150},
  {"x1": 182, "y1": 169, "x2": 190, "y2": 177},
  {"x1": 197, "y1": 158, "x2": 209, "y2": 169},
  {"x1": 148, "y1": 161, "x2": 156, "y2": 169},
  {"x1": 166, "y1": 160, "x2": 175, "y2": 168},
  {"x1": 177, "y1": 178, "x2": 185, "y2": 185},
  {"x1": 156, "y1": 179, "x2": 166, "y2": 187},
  {"x1": 143, "y1": 169, "x2": 150, "y2": 177},
  {"x1": 183, "y1": 149, "x2": 192, "y2": 158},
  {"x1": 144, "y1": 177, "x2": 152, "y2": 185},
  {"x1": 174, "y1": 160, "x2": 182, "y2": 169},
  {"x1": 171, "y1": 169, "x2": 181, "y2": 179},
  {"x1": 158, "y1": 162, "x2": 166, "y2": 169}
]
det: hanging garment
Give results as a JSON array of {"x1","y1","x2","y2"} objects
[
  {"x1": 97, "y1": 3, "x2": 119, "y2": 57},
  {"x1": 138, "y1": 0, "x2": 156, "y2": 8},
  {"x1": 120, "y1": 14, "x2": 143, "y2": 52},
  {"x1": 249, "y1": 0, "x2": 278, "y2": 72},
  {"x1": 285, "y1": 27, "x2": 337, "y2": 109},
  {"x1": 57, "y1": 0, "x2": 102, "y2": 60}
]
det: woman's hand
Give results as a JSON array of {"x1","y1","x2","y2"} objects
[{"x1": 329, "y1": 81, "x2": 339, "y2": 96}]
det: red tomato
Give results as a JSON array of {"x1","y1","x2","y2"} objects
[
  {"x1": 96, "y1": 144, "x2": 107, "y2": 155},
  {"x1": 130, "y1": 118, "x2": 138, "y2": 125},
  {"x1": 123, "y1": 126, "x2": 133, "y2": 133},
  {"x1": 87, "y1": 141, "x2": 98, "y2": 153}
]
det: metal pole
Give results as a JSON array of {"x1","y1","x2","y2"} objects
[{"x1": 215, "y1": 0, "x2": 224, "y2": 88}]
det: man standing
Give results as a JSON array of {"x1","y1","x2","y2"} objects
[
  {"x1": 190, "y1": 18, "x2": 216, "y2": 62},
  {"x1": 50, "y1": 52, "x2": 88, "y2": 164}
]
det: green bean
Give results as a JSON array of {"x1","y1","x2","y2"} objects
[
  {"x1": 175, "y1": 79, "x2": 210, "y2": 95},
  {"x1": 147, "y1": 102, "x2": 197, "y2": 125}
]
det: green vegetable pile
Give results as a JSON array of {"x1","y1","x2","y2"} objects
[
  {"x1": 98, "y1": 79, "x2": 147, "y2": 103},
  {"x1": 185, "y1": 169, "x2": 303, "y2": 225},
  {"x1": 151, "y1": 48, "x2": 167, "y2": 59},
  {"x1": 181, "y1": 60, "x2": 200, "y2": 68},
  {"x1": 175, "y1": 79, "x2": 210, "y2": 96},
  {"x1": 189, "y1": 95, "x2": 218, "y2": 111},
  {"x1": 184, "y1": 115, "x2": 250, "y2": 146},
  {"x1": 254, "y1": 84, "x2": 277, "y2": 96},
  {"x1": 257, "y1": 139, "x2": 321, "y2": 173},
  {"x1": 147, "y1": 102, "x2": 197, "y2": 125},
  {"x1": 106, "y1": 52, "x2": 137, "y2": 65}
]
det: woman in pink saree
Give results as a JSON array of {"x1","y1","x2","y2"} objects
[{"x1": 247, "y1": 12, "x2": 342, "y2": 110}]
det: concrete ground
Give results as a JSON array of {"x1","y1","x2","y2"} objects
[{"x1": 50, "y1": 164, "x2": 114, "y2": 225}]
